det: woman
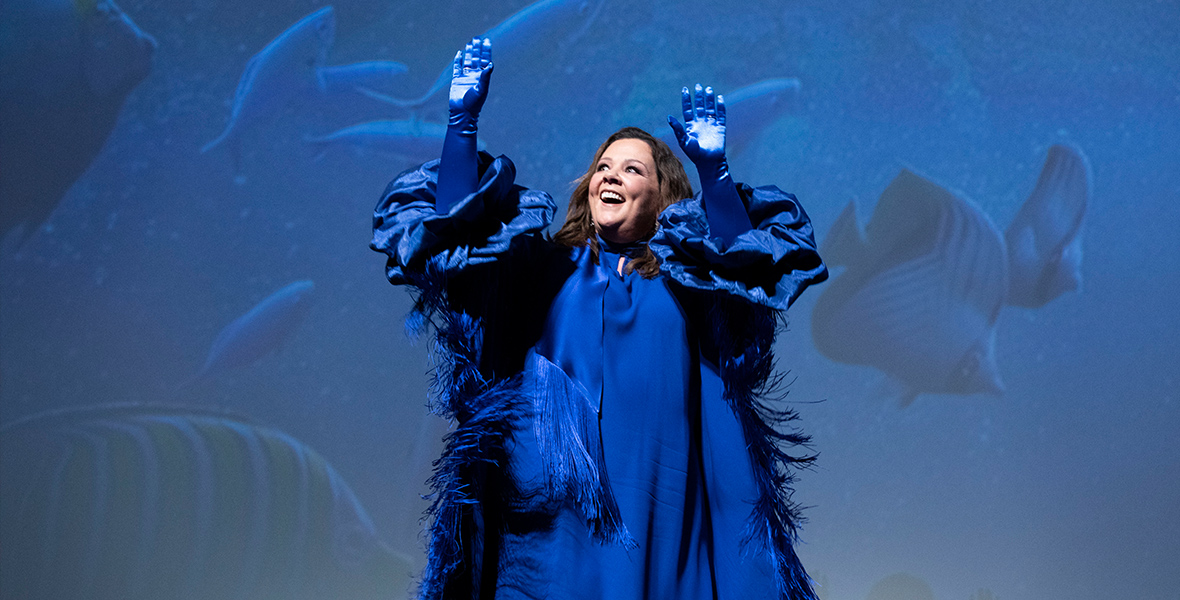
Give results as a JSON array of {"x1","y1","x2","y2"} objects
[{"x1": 371, "y1": 37, "x2": 827, "y2": 600}]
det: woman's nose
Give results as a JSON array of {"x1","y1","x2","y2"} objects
[{"x1": 602, "y1": 168, "x2": 620, "y2": 183}]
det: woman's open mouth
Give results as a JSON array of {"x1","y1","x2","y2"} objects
[{"x1": 600, "y1": 190, "x2": 624, "y2": 204}]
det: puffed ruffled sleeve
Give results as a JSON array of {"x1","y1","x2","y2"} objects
[
  {"x1": 650, "y1": 183, "x2": 827, "y2": 309},
  {"x1": 370, "y1": 152, "x2": 556, "y2": 285}
]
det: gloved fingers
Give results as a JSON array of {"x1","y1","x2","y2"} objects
[
  {"x1": 452, "y1": 51, "x2": 462, "y2": 79},
  {"x1": 704, "y1": 86, "x2": 716, "y2": 119},
  {"x1": 693, "y1": 83, "x2": 706, "y2": 120},
  {"x1": 716, "y1": 94, "x2": 726, "y2": 127},
  {"x1": 666, "y1": 116, "x2": 686, "y2": 144},
  {"x1": 463, "y1": 38, "x2": 479, "y2": 72},
  {"x1": 681, "y1": 87, "x2": 694, "y2": 124},
  {"x1": 478, "y1": 37, "x2": 492, "y2": 70},
  {"x1": 459, "y1": 37, "x2": 492, "y2": 76}
]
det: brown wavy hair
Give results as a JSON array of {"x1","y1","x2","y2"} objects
[{"x1": 552, "y1": 127, "x2": 693, "y2": 278}]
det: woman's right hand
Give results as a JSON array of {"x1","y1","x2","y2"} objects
[
  {"x1": 448, "y1": 37, "x2": 493, "y2": 135},
  {"x1": 437, "y1": 37, "x2": 493, "y2": 213}
]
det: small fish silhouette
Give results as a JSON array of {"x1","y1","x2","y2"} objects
[
  {"x1": 318, "y1": 60, "x2": 409, "y2": 97},
  {"x1": 201, "y1": 7, "x2": 336, "y2": 174},
  {"x1": 180, "y1": 280, "x2": 315, "y2": 389},
  {"x1": 360, "y1": 0, "x2": 604, "y2": 112},
  {"x1": 304, "y1": 119, "x2": 487, "y2": 162}
]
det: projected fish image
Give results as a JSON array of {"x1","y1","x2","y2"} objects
[
  {"x1": 0, "y1": 403, "x2": 413, "y2": 600},
  {"x1": 180, "y1": 281, "x2": 315, "y2": 389},
  {"x1": 0, "y1": 0, "x2": 156, "y2": 244},
  {"x1": 1005, "y1": 144, "x2": 1091, "y2": 308},
  {"x1": 811, "y1": 169, "x2": 1008, "y2": 406},
  {"x1": 201, "y1": 7, "x2": 336, "y2": 174}
]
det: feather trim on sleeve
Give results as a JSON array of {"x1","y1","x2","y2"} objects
[{"x1": 714, "y1": 299, "x2": 819, "y2": 600}]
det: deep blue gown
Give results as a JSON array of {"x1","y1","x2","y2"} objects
[{"x1": 371, "y1": 153, "x2": 827, "y2": 600}]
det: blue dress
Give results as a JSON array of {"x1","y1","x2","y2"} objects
[{"x1": 371, "y1": 153, "x2": 827, "y2": 600}]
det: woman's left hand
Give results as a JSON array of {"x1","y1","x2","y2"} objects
[
  {"x1": 667, "y1": 84, "x2": 727, "y2": 168},
  {"x1": 668, "y1": 84, "x2": 750, "y2": 241}
]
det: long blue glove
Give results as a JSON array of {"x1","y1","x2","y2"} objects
[
  {"x1": 435, "y1": 37, "x2": 493, "y2": 214},
  {"x1": 667, "y1": 84, "x2": 751, "y2": 243}
]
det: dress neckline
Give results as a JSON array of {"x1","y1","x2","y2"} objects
[
  {"x1": 597, "y1": 236, "x2": 647, "y2": 259},
  {"x1": 596, "y1": 236, "x2": 647, "y2": 277}
]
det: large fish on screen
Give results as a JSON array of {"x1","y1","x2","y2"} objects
[
  {"x1": 811, "y1": 169, "x2": 1008, "y2": 406},
  {"x1": 1004, "y1": 144, "x2": 1090, "y2": 308},
  {"x1": 0, "y1": 0, "x2": 156, "y2": 245},
  {"x1": 0, "y1": 403, "x2": 412, "y2": 600}
]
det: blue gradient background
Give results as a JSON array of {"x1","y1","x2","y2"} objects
[{"x1": 1, "y1": 0, "x2": 1177, "y2": 598}]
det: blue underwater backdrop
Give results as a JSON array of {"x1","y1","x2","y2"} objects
[{"x1": 1, "y1": 0, "x2": 1177, "y2": 598}]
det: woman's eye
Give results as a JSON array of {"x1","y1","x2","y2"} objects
[
  {"x1": 626, "y1": 166, "x2": 639, "y2": 173},
  {"x1": 597, "y1": 164, "x2": 609, "y2": 171}
]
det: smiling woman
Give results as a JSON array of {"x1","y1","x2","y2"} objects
[
  {"x1": 552, "y1": 128, "x2": 691, "y2": 276},
  {"x1": 370, "y1": 36, "x2": 828, "y2": 600},
  {"x1": 589, "y1": 138, "x2": 661, "y2": 244}
]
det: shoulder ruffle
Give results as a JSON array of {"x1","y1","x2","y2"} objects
[
  {"x1": 370, "y1": 152, "x2": 556, "y2": 284},
  {"x1": 650, "y1": 184, "x2": 828, "y2": 309}
]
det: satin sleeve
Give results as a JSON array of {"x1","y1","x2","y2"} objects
[
  {"x1": 370, "y1": 151, "x2": 556, "y2": 285},
  {"x1": 650, "y1": 183, "x2": 828, "y2": 309}
]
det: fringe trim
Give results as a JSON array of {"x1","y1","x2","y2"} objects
[
  {"x1": 405, "y1": 257, "x2": 633, "y2": 600},
  {"x1": 526, "y1": 351, "x2": 635, "y2": 548},
  {"x1": 712, "y1": 300, "x2": 819, "y2": 600}
]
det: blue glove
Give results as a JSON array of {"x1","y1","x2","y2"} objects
[
  {"x1": 436, "y1": 37, "x2": 493, "y2": 214},
  {"x1": 667, "y1": 84, "x2": 751, "y2": 243}
]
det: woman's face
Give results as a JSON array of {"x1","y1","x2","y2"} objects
[{"x1": 589, "y1": 138, "x2": 660, "y2": 244}]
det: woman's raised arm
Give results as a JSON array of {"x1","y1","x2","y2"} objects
[
  {"x1": 667, "y1": 84, "x2": 752, "y2": 244},
  {"x1": 435, "y1": 37, "x2": 494, "y2": 214}
]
